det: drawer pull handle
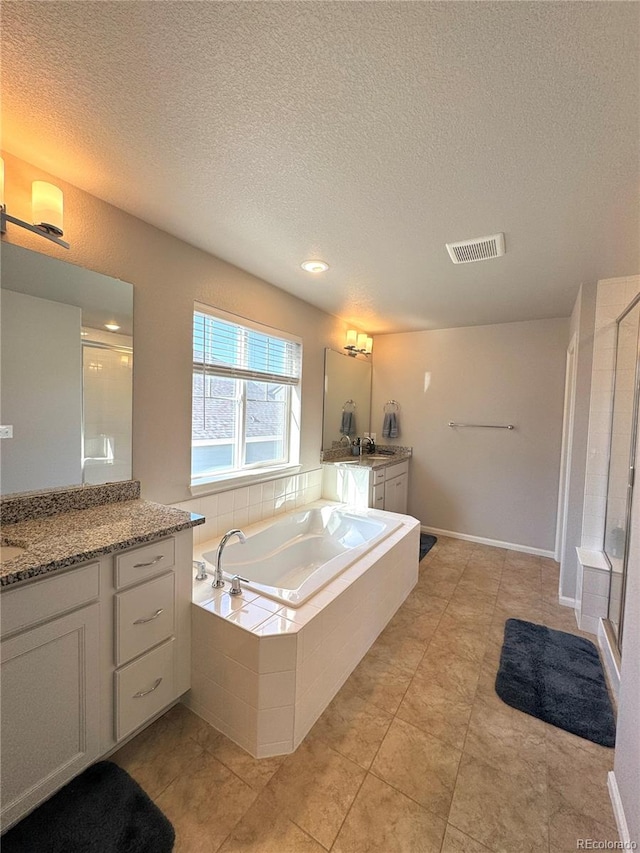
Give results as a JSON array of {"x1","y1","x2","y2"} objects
[
  {"x1": 133, "y1": 677, "x2": 162, "y2": 699},
  {"x1": 133, "y1": 556, "x2": 164, "y2": 568},
  {"x1": 133, "y1": 608, "x2": 164, "y2": 625}
]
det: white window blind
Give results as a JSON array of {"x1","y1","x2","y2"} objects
[
  {"x1": 193, "y1": 309, "x2": 301, "y2": 385},
  {"x1": 191, "y1": 305, "x2": 302, "y2": 485}
]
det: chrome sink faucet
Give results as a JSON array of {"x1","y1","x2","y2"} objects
[
  {"x1": 360, "y1": 436, "x2": 374, "y2": 457},
  {"x1": 213, "y1": 529, "x2": 246, "y2": 589}
]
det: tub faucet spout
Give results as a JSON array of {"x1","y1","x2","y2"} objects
[{"x1": 213, "y1": 529, "x2": 247, "y2": 589}]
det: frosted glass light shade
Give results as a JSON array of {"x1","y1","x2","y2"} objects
[
  {"x1": 365, "y1": 336, "x2": 373, "y2": 354},
  {"x1": 0, "y1": 157, "x2": 4, "y2": 207},
  {"x1": 345, "y1": 329, "x2": 358, "y2": 348},
  {"x1": 356, "y1": 333, "x2": 367, "y2": 350},
  {"x1": 32, "y1": 181, "x2": 64, "y2": 235}
]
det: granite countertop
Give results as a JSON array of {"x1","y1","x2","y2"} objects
[
  {"x1": 1, "y1": 499, "x2": 204, "y2": 588},
  {"x1": 323, "y1": 451, "x2": 412, "y2": 470}
]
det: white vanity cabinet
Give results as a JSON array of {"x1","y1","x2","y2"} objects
[
  {"x1": 0, "y1": 565, "x2": 102, "y2": 829},
  {"x1": 0, "y1": 527, "x2": 193, "y2": 831},
  {"x1": 322, "y1": 459, "x2": 409, "y2": 514},
  {"x1": 384, "y1": 462, "x2": 409, "y2": 514}
]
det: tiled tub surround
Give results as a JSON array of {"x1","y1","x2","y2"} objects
[
  {"x1": 171, "y1": 468, "x2": 324, "y2": 544},
  {"x1": 0, "y1": 495, "x2": 204, "y2": 586},
  {"x1": 187, "y1": 507, "x2": 420, "y2": 758}
]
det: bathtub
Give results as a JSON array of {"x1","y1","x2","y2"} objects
[
  {"x1": 202, "y1": 505, "x2": 401, "y2": 607},
  {"x1": 189, "y1": 503, "x2": 420, "y2": 757}
]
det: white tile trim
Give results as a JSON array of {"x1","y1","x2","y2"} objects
[
  {"x1": 607, "y1": 771, "x2": 631, "y2": 846},
  {"x1": 420, "y1": 525, "x2": 555, "y2": 558},
  {"x1": 558, "y1": 595, "x2": 576, "y2": 609},
  {"x1": 577, "y1": 612, "x2": 600, "y2": 635},
  {"x1": 576, "y1": 547, "x2": 610, "y2": 571}
]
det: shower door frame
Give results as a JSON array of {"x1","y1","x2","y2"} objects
[{"x1": 603, "y1": 291, "x2": 640, "y2": 652}]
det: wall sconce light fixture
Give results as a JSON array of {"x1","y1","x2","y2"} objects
[
  {"x1": 344, "y1": 329, "x2": 373, "y2": 357},
  {"x1": 0, "y1": 158, "x2": 69, "y2": 249}
]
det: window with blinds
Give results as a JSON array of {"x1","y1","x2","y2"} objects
[{"x1": 192, "y1": 305, "x2": 302, "y2": 484}]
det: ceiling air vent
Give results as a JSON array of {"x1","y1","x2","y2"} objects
[{"x1": 446, "y1": 233, "x2": 505, "y2": 264}]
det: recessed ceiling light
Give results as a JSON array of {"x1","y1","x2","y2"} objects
[
  {"x1": 105, "y1": 322, "x2": 120, "y2": 332},
  {"x1": 301, "y1": 259, "x2": 329, "y2": 273}
]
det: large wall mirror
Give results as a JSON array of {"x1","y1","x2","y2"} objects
[
  {"x1": 322, "y1": 348, "x2": 371, "y2": 451},
  {"x1": 1, "y1": 244, "x2": 133, "y2": 495}
]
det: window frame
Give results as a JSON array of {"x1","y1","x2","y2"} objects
[{"x1": 190, "y1": 304, "x2": 302, "y2": 494}]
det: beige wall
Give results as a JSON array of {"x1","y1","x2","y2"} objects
[
  {"x1": 1, "y1": 152, "x2": 355, "y2": 504},
  {"x1": 372, "y1": 318, "x2": 569, "y2": 552}
]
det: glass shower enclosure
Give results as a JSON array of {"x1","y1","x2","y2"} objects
[{"x1": 603, "y1": 292, "x2": 640, "y2": 652}]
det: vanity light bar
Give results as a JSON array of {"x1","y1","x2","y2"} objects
[
  {"x1": 344, "y1": 329, "x2": 373, "y2": 357},
  {"x1": 0, "y1": 159, "x2": 69, "y2": 249}
]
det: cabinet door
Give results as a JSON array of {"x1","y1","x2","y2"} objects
[
  {"x1": 372, "y1": 483, "x2": 385, "y2": 510},
  {"x1": 384, "y1": 473, "x2": 408, "y2": 514},
  {"x1": 1, "y1": 603, "x2": 100, "y2": 830}
]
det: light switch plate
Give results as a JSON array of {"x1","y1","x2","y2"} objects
[{"x1": 0, "y1": 425, "x2": 14, "y2": 439}]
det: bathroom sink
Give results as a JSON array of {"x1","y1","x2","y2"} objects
[{"x1": 0, "y1": 544, "x2": 26, "y2": 563}]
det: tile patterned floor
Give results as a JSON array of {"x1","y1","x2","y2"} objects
[{"x1": 113, "y1": 536, "x2": 617, "y2": 852}]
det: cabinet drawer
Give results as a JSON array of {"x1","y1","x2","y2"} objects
[
  {"x1": 115, "y1": 537, "x2": 175, "y2": 589},
  {"x1": 115, "y1": 573, "x2": 175, "y2": 666},
  {"x1": 385, "y1": 460, "x2": 408, "y2": 480},
  {"x1": 115, "y1": 638, "x2": 175, "y2": 741},
  {"x1": 373, "y1": 468, "x2": 386, "y2": 485},
  {"x1": 1, "y1": 562, "x2": 100, "y2": 639}
]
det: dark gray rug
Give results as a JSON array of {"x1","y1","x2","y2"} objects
[
  {"x1": 496, "y1": 618, "x2": 616, "y2": 747},
  {"x1": 1, "y1": 761, "x2": 175, "y2": 852},
  {"x1": 419, "y1": 533, "x2": 437, "y2": 561}
]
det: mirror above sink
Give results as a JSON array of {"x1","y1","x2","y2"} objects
[
  {"x1": 0, "y1": 244, "x2": 134, "y2": 495},
  {"x1": 322, "y1": 348, "x2": 372, "y2": 452}
]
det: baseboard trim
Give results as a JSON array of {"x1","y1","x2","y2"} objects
[
  {"x1": 558, "y1": 595, "x2": 576, "y2": 609},
  {"x1": 598, "y1": 618, "x2": 621, "y2": 702},
  {"x1": 420, "y1": 525, "x2": 555, "y2": 559},
  {"x1": 607, "y1": 771, "x2": 631, "y2": 845}
]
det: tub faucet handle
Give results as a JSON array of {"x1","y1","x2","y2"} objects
[
  {"x1": 193, "y1": 560, "x2": 208, "y2": 581},
  {"x1": 229, "y1": 575, "x2": 249, "y2": 596}
]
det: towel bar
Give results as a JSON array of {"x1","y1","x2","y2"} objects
[{"x1": 448, "y1": 422, "x2": 515, "y2": 430}]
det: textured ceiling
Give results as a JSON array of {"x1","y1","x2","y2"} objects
[{"x1": 2, "y1": 1, "x2": 638, "y2": 333}]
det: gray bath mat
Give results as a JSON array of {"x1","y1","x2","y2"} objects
[
  {"x1": 1, "y1": 761, "x2": 175, "y2": 852},
  {"x1": 419, "y1": 533, "x2": 437, "y2": 561},
  {"x1": 495, "y1": 618, "x2": 616, "y2": 747}
]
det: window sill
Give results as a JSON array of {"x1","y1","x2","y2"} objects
[{"x1": 190, "y1": 463, "x2": 302, "y2": 498}]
